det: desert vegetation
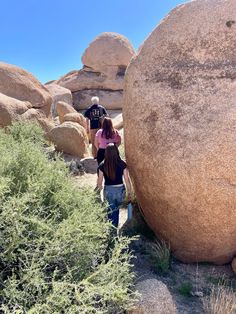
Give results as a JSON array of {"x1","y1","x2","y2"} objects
[
  {"x1": 202, "y1": 284, "x2": 236, "y2": 314},
  {"x1": 0, "y1": 122, "x2": 136, "y2": 313}
]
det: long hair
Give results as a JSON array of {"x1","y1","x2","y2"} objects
[
  {"x1": 101, "y1": 117, "x2": 115, "y2": 139},
  {"x1": 104, "y1": 144, "x2": 122, "y2": 181}
]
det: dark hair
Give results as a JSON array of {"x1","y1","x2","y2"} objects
[
  {"x1": 104, "y1": 143, "x2": 122, "y2": 181},
  {"x1": 101, "y1": 117, "x2": 115, "y2": 139}
]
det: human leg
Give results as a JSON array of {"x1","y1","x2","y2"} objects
[
  {"x1": 90, "y1": 128, "x2": 99, "y2": 158},
  {"x1": 104, "y1": 185, "x2": 125, "y2": 228},
  {"x1": 96, "y1": 148, "x2": 105, "y2": 165}
]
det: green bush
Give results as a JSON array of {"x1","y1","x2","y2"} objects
[
  {"x1": 178, "y1": 282, "x2": 193, "y2": 297},
  {"x1": 0, "y1": 122, "x2": 136, "y2": 313}
]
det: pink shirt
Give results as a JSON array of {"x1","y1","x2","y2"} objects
[{"x1": 95, "y1": 129, "x2": 121, "y2": 149}]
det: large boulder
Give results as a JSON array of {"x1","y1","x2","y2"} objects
[
  {"x1": 63, "y1": 112, "x2": 87, "y2": 128},
  {"x1": 0, "y1": 92, "x2": 31, "y2": 127},
  {"x1": 56, "y1": 67, "x2": 124, "y2": 92},
  {"x1": 0, "y1": 92, "x2": 54, "y2": 139},
  {"x1": 45, "y1": 83, "x2": 72, "y2": 117},
  {"x1": 56, "y1": 32, "x2": 135, "y2": 110},
  {"x1": 56, "y1": 101, "x2": 77, "y2": 123},
  {"x1": 123, "y1": 0, "x2": 236, "y2": 264},
  {"x1": 82, "y1": 32, "x2": 135, "y2": 75},
  {"x1": 73, "y1": 89, "x2": 123, "y2": 110},
  {"x1": 48, "y1": 122, "x2": 90, "y2": 158},
  {"x1": 0, "y1": 62, "x2": 52, "y2": 116},
  {"x1": 112, "y1": 113, "x2": 123, "y2": 130}
]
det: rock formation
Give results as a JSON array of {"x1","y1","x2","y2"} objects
[
  {"x1": 63, "y1": 113, "x2": 87, "y2": 129},
  {"x1": 56, "y1": 101, "x2": 77, "y2": 124},
  {"x1": 0, "y1": 92, "x2": 32, "y2": 128},
  {"x1": 112, "y1": 113, "x2": 123, "y2": 130},
  {"x1": 123, "y1": 0, "x2": 236, "y2": 264},
  {"x1": 48, "y1": 122, "x2": 89, "y2": 158},
  {"x1": 0, "y1": 62, "x2": 54, "y2": 135},
  {"x1": 72, "y1": 89, "x2": 123, "y2": 110},
  {"x1": 0, "y1": 62, "x2": 89, "y2": 157},
  {"x1": 0, "y1": 62, "x2": 52, "y2": 116},
  {"x1": 56, "y1": 32, "x2": 135, "y2": 110},
  {"x1": 45, "y1": 83, "x2": 72, "y2": 117}
]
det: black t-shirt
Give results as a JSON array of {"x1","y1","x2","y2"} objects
[
  {"x1": 98, "y1": 160, "x2": 127, "y2": 185},
  {"x1": 84, "y1": 104, "x2": 107, "y2": 129}
]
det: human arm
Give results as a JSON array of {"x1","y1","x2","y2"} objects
[
  {"x1": 102, "y1": 107, "x2": 108, "y2": 117},
  {"x1": 124, "y1": 168, "x2": 132, "y2": 201},
  {"x1": 97, "y1": 169, "x2": 104, "y2": 191},
  {"x1": 85, "y1": 118, "x2": 90, "y2": 134},
  {"x1": 115, "y1": 130, "x2": 121, "y2": 147},
  {"x1": 84, "y1": 109, "x2": 90, "y2": 133}
]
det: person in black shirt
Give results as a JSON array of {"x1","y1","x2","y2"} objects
[
  {"x1": 97, "y1": 143, "x2": 132, "y2": 227},
  {"x1": 84, "y1": 96, "x2": 108, "y2": 158}
]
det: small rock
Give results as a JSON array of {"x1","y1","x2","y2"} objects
[
  {"x1": 69, "y1": 160, "x2": 85, "y2": 176},
  {"x1": 191, "y1": 291, "x2": 203, "y2": 298},
  {"x1": 80, "y1": 157, "x2": 98, "y2": 174},
  {"x1": 129, "y1": 278, "x2": 178, "y2": 314}
]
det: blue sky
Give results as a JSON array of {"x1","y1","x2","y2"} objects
[{"x1": 0, "y1": 0, "x2": 188, "y2": 83}]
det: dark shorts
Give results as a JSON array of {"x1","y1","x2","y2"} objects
[{"x1": 97, "y1": 148, "x2": 105, "y2": 165}]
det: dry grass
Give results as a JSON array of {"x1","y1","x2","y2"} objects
[
  {"x1": 148, "y1": 238, "x2": 171, "y2": 273},
  {"x1": 202, "y1": 284, "x2": 236, "y2": 314}
]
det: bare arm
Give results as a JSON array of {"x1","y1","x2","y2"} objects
[
  {"x1": 97, "y1": 170, "x2": 104, "y2": 191},
  {"x1": 86, "y1": 118, "x2": 90, "y2": 133},
  {"x1": 124, "y1": 168, "x2": 132, "y2": 201},
  {"x1": 115, "y1": 130, "x2": 121, "y2": 147}
]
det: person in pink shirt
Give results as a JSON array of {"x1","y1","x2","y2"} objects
[{"x1": 95, "y1": 117, "x2": 121, "y2": 165}]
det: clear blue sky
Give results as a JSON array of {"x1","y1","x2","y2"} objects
[{"x1": 0, "y1": 0, "x2": 187, "y2": 83}]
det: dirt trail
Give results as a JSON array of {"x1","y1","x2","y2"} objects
[
  {"x1": 71, "y1": 110, "x2": 235, "y2": 313},
  {"x1": 74, "y1": 172, "x2": 128, "y2": 228}
]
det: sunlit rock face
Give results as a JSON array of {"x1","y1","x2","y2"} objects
[
  {"x1": 56, "y1": 32, "x2": 135, "y2": 110},
  {"x1": 123, "y1": 0, "x2": 236, "y2": 264}
]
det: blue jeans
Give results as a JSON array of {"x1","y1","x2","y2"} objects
[{"x1": 104, "y1": 185, "x2": 126, "y2": 227}]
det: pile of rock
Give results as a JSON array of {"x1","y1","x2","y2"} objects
[
  {"x1": 0, "y1": 62, "x2": 54, "y2": 133},
  {"x1": 49, "y1": 102, "x2": 90, "y2": 158},
  {"x1": 0, "y1": 62, "x2": 89, "y2": 158},
  {"x1": 0, "y1": 32, "x2": 132, "y2": 159},
  {"x1": 55, "y1": 32, "x2": 135, "y2": 110}
]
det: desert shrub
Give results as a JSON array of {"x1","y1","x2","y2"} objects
[
  {"x1": 178, "y1": 282, "x2": 193, "y2": 297},
  {"x1": 202, "y1": 284, "x2": 236, "y2": 314},
  {"x1": 6, "y1": 120, "x2": 45, "y2": 145},
  {"x1": 148, "y1": 238, "x2": 170, "y2": 274},
  {"x1": 0, "y1": 122, "x2": 136, "y2": 313}
]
